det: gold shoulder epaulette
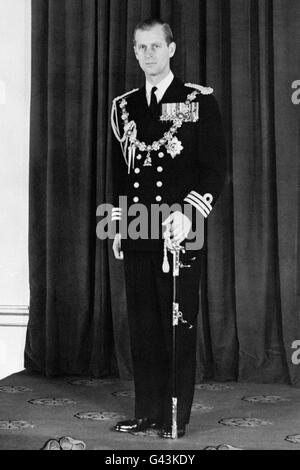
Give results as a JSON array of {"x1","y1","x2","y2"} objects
[
  {"x1": 185, "y1": 83, "x2": 213, "y2": 95},
  {"x1": 113, "y1": 88, "x2": 139, "y2": 103}
]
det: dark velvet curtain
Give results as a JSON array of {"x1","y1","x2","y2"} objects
[{"x1": 25, "y1": 0, "x2": 300, "y2": 386}]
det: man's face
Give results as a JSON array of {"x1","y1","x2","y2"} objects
[{"x1": 134, "y1": 24, "x2": 176, "y2": 80}]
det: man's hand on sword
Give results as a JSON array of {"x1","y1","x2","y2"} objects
[{"x1": 162, "y1": 211, "x2": 192, "y2": 250}]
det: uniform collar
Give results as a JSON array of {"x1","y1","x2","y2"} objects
[{"x1": 145, "y1": 71, "x2": 174, "y2": 105}]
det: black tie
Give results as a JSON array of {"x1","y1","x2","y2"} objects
[{"x1": 149, "y1": 86, "x2": 158, "y2": 114}]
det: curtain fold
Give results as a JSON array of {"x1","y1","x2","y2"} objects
[{"x1": 26, "y1": 0, "x2": 300, "y2": 386}]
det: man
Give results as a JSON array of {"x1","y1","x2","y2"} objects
[{"x1": 110, "y1": 18, "x2": 226, "y2": 438}]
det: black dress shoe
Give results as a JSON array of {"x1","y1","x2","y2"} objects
[
  {"x1": 114, "y1": 418, "x2": 160, "y2": 433},
  {"x1": 161, "y1": 425, "x2": 186, "y2": 439}
]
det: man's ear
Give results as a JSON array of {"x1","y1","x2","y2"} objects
[
  {"x1": 169, "y1": 42, "x2": 176, "y2": 58},
  {"x1": 133, "y1": 46, "x2": 139, "y2": 60}
]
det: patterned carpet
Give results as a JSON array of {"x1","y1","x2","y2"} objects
[{"x1": 0, "y1": 370, "x2": 300, "y2": 450}]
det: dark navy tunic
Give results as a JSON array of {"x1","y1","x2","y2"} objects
[{"x1": 111, "y1": 76, "x2": 226, "y2": 251}]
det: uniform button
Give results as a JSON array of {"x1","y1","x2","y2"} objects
[
  {"x1": 156, "y1": 181, "x2": 163, "y2": 188},
  {"x1": 134, "y1": 182, "x2": 140, "y2": 188},
  {"x1": 158, "y1": 152, "x2": 164, "y2": 158},
  {"x1": 137, "y1": 154, "x2": 142, "y2": 160},
  {"x1": 157, "y1": 166, "x2": 163, "y2": 173},
  {"x1": 156, "y1": 196, "x2": 162, "y2": 202},
  {"x1": 133, "y1": 197, "x2": 139, "y2": 203},
  {"x1": 134, "y1": 168, "x2": 140, "y2": 174}
]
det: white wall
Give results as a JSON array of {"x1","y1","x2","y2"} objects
[{"x1": 0, "y1": 0, "x2": 31, "y2": 379}]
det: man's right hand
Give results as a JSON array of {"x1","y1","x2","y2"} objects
[{"x1": 112, "y1": 233, "x2": 124, "y2": 260}]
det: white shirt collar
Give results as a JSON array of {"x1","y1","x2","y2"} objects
[{"x1": 146, "y1": 71, "x2": 174, "y2": 105}]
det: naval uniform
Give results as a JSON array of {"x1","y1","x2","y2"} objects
[{"x1": 110, "y1": 74, "x2": 226, "y2": 429}]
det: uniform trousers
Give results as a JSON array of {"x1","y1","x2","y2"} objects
[{"x1": 123, "y1": 249, "x2": 202, "y2": 428}]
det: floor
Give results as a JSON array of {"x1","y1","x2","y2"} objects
[{"x1": 0, "y1": 370, "x2": 299, "y2": 450}]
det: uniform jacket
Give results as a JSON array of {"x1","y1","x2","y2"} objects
[{"x1": 111, "y1": 76, "x2": 226, "y2": 251}]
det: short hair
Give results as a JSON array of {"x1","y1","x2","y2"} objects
[{"x1": 133, "y1": 18, "x2": 174, "y2": 46}]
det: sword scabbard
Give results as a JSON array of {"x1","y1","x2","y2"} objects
[
  {"x1": 172, "y1": 302, "x2": 179, "y2": 326},
  {"x1": 172, "y1": 397, "x2": 178, "y2": 439}
]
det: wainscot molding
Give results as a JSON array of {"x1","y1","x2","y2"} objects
[{"x1": 0, "y1": 305, "x2": 29, "y2": 327}]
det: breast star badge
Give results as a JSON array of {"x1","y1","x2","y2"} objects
[{"x1": 166, "y1": 136, "x2": 184, "y2": 158}]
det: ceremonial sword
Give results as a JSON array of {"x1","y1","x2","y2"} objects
[{"x1": 163, "y1": 240, "x2": 192, "y2": 439}]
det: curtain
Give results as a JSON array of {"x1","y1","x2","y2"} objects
[{"x1": 25, "y1": 0, "x2": 300, "y2": 386}]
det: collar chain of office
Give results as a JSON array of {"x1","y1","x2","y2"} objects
[{"x1": 112, "y1": 89, "x2": 199, "y2": 173}]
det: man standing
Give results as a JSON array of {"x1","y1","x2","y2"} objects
[{"x1": 110, "y1": 18, "x2": 226, "y2": 438}]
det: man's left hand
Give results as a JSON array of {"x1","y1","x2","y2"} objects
[{"x1": 162, "y1": 211, "x2": 192, "y2": 249}]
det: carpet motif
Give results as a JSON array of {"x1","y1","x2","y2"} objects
[
  {"x1": 0, "y1": 420, "x2": 34, "y2": 430},
  {"x1": 204, "y1": 444, "x2": 243, "y2": 450},
  {"x1": 191, "y1": 403, "x2": 214, "y2": 412},
  {"x1": 41, "y1": 436, "x2": 86, "y2": 450},
  {"x1": 68, "y1": 378, "x2": 114, "y2": 386},
  {"x1": 0, "y1": 372, "x2": 298, "y2": 449},
  {"x1": 111, "y1": 390, "x2": 135, "y2": 398},
  {"x1": 74, "y1": 411, "x2": 126, "y2": 421},
  {"x1": 242, "y1": 395, "x2": 291, "y2": 403},
  {"x1": 28, "y1": 397, "x2": 77, "y2": 406},
  {"x1": 0, "y1": 385, "x2": 33, "y2": 393},
  {"x1": 285, "y1": 434, "x2": 300, "y2": 444},
  {"x1": 195, "y1": 383, "x2": 234, "y2": 391},
  {"x1": 219, "y1": 417, "x2": 273, "y2": 427}
]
